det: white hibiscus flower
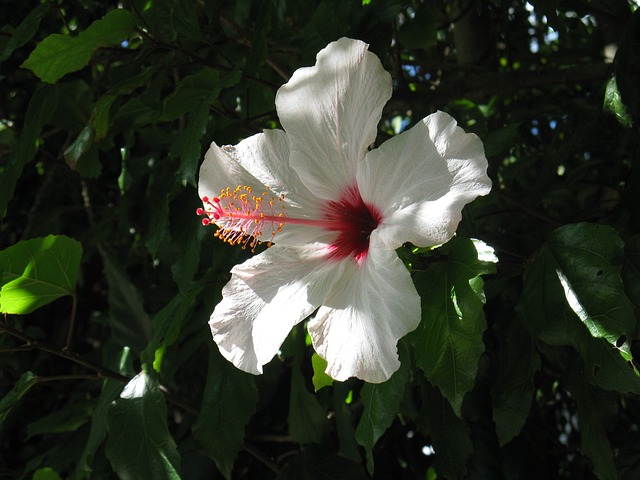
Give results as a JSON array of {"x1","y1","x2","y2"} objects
[{"x1": 197, "y1": 37, "x2": 491, "y2": 383}]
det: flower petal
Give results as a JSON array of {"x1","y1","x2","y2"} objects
[
  {"x1": 307, "y1": 237, "x2": 421, "y2": 383},
  {"x1": 276, "y1": 38, "x2": 392, "y2": 200},
  {"x1": 210, "y1": 245, "x2": 343, "y2": 374},
  {"x1": 358, "y1": 111, "x2": 491, "y2": 248},
  {"x1": 198, "y1": 129, "x2": 327, "y2": 245}
]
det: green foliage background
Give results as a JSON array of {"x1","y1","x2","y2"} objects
[{"x1": 1, "y1": 0, "x2": 640, "y2": 478}]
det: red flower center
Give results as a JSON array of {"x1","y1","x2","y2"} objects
[
  {"x1": 322, "y1": 185, "x2": 382, "y2": 263},
  {"x1": 197, "y1": 184, "x2": 382, "y2": 262}
]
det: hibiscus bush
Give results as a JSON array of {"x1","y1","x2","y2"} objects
[{"x1": 2, "y1": 0, "x2": 640, "y2": 479}]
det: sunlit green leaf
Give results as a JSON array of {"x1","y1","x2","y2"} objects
[
  {"x1": 519, "y1": 223, "x2": 635, "y2": 348},
  {"x1": 32, "y1": 467, "x2": 62, "y2": 480},
  {"x1": 604, "y1": 77, "x2": 633, "y2": 128},
  {"x1": 0, "y1": 235, "x2": 82, "y2": 314},
  {"x1": 311, "y1": 353, "x2": 334, "y2": 392},
  {"x1": 409, "y1": 236, "x2": 496, "y2": 415}
]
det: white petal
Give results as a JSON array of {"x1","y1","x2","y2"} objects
[
  {"x1": 307, "y1": 237, "x2": 421, "y2": 383},
  {"x1": 276, "y1": 38, "x2": 392, "y2": 200},
  {"x1": 358, "y1": 111, "x2": 491, "y2": 248},
  {"x1": 198, "y1": 129, "x2": 326, "y2": 245},
  {"x1": 209, "y1": 245, "x2": 343, "y2": 374}
]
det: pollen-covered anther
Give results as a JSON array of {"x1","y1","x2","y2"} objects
[{"x1": 196, "y1": 185, "x2": 288, "y2": 251}]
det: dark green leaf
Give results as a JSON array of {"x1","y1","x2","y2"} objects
[
  {"x1": 0, "y1": 235, "x2": 82, "y2": 314},
  {"x1": 275, "y1": 445, "x2": 369, "y2": 480},
  {"x1": 355, "y1": 343, "x2": 409, "y2": 474},
  {"x1": 92, "y1": 94, "x2": 117, "y2": 140},
  {"x1": 103, "y1": 254, "x2": 152, "y2": 352},
  {"x1": 0, "y1": 84, "x2": 58, "y2": 219},
  {"x1": 409, "y1": 237, "x2": 496, "y2": 415},
  {"x1": 565, "y1": 359, "x2": 618, "y2": 480},
  {"x1": 21, "y1": 9, "x2": 136, "y2": 84},
  {"x1": 192, "y1": 345, "x2": 258, "y2": 479},
  {"x1": 614, "y1": 8, "x2": 640, "y2": 125},
  {"x1": 421, "y1": 380, "x2": 472, "y2": 480},
  {"x1": 64, "y1": 125, "x2": 102, "y2": 178},
  {"x1": 483, "y1": 123, "x2": 520, "y2": 158},
  {"x1": 622, "y1": 235, "x2": 640, "y2": 311},
  {"x1": 160, "y1": 68, "x2": 221, "y2": 121},
  {"x1": 0, "y1": 371, "x2": 37, "y2": 425},
  {"x1": 175, "y1": 104, "x2": 209, "y2": 187},
  {"x1": 491, "y1": 320, "x2": 540, "y2": 446},
  {"x1": 142, "y1": 285, "x2": 202, "y2": 372},
  {"x1": 0, "y1": 3, "x2": 50, "y2": 65},
  {"x1": 76, "y1": 347, "x2": 132, "y2": 478},
  {"x1": 288, "y1": 329, "x2": 330, "y2": 445},
  {"x1": 397, "y1": 2, "x2": 445, "y2": 50},
  {"x1": 105, "y1": 370, "x2": 180, "y2": 480}
]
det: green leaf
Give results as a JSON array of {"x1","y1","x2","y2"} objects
[
  {"x1": 160, "y1": 68, "x2": 221, "y2": 121},
  {"x1": 32, "y1": 467, "x2": 62, "y2": 480},
  {"x1": 0, "y1": 3, "x2": 50, "y2": 65},
  {"x1": 622, "y1": 234, "x2": 640, "y2": 311},
  {"x1": 192, "y1": 345, "x2": 258, "y2": 480},
  {"x1": 103, "y1": 254, "x2": 152, "y2": 352},
  {"x1": 491, "y1": 320, "x2": 540, "y2": 446},
  {"x1": 0, "y1": 371, "x2": 37, "y2": 425},
  {"x1": 21, "y1": 9, "x2": 136, "y2": 84},
  {"x1": 275, "y1": 445, "x2": 369, "y2": 480},
  {"x1": 64, "y1": 125, "x2": 102, "y2": 178},
  {"x1": 0, "y1": 235, "x2": 82, "y2": 314},
  {"x1": 409, "y1": 237, "x2": 496, "y2": 415},
  {"x1": 565, "y1": 359, "x2": 618, "y2": 480},
  {"x1": 604, "y1": 76, "x2": 633, "y2": 128},
  {"x1": 175, "y1": 104, "x2": 209, "y2": 187},
  {"x1": 355, "y1": 343, "x2": 409, "y2": 474},
  {"x1": 0, "y1": 84, "x2": 58, "y2": 219},
  {"x1": 397, "y1": 2, "x2": 445, "y2": 50},
  {"x1": 92, "y1": 94, "x2": 117, "y2": 141},
  {"x1": 288, "y1": 329, "x2": 330, "y2": 445},
  {"x1": 483, "y1": 123, "x2": 521, "y2": 158},
  {"x1": 332, "y1": 383, "x2": 361, "y2": 463},
  {"x1": 517, "y1": 223, "x2": 640, "y2": 394},
  {"x1": 76, "y1": 347, "x2": 132, "y2": 478},
  {"x1": 311, "y1": 353, "x2": 334, "y2": 392},
  {"x1": 613, "y1": 8, "x2": 640, "y2": 125},
  {"x1": 519, "y1": 223, "x2": 635, "y2": 348},
  {"x1": 420, "y1": 380, "x2": 473, "y2": 479},
  {"x1": 142, "y1": 285, "x2": 202, "y2": 372},
  {"x1": 105, "y1": 370, "x2": 180, "y2": 480}
]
